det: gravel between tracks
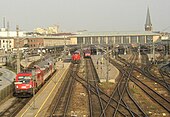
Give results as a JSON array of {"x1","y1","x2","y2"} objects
[{"x1": 67, "y1": 70, "x2": 89, "y2": 117}]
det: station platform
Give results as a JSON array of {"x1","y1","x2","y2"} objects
[
  {"x1": 16, "y1": 61, "x2": 70, "y2": 117},
  {"x1": 91, "y1": 55, "x2": 119, "y2": 83}
]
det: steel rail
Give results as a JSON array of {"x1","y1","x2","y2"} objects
[
  {"x1": 75, "y1": 70, "x2": 139, "y2": 116},
  {"x1": 86, "y1": 58, "x2": 106, "y2": 117}
]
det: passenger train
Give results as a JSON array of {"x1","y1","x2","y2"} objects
[
  {"x1": 83, "y1": 48, "x2": 91, "y2": 58},
  {"x1": 13, "y1": 60, "x2": 55, "y2": 97}
]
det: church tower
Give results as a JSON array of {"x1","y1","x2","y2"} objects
[{"x1": 145, "y1": 7, "x2": 152, "y2": 31}]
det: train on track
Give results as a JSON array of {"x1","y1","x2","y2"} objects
[
  {"x1": 83, "y1": 48, "x2": 91, "y2": 58},
  {"x1": 13, "y1": 60, "x2": 56, "y2": 97},
  {"x1": 71, "y1": 50, "x2": 81, "y2": 64}
]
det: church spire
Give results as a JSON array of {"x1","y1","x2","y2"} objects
[{"x1": 145, "y1": 7, "x2": 152, "y2": 31}]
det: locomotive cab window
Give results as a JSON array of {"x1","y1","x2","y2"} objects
[{"x1": 18, "y1": 76, "x2": 31, "y2": 83}]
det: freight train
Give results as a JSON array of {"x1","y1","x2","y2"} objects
[
  {"x1": 71, "y1": 50, "x2": 81, "y2": 64},
  {"x1": 13, "y1": 60, "x2": 56, "y2": 97}
]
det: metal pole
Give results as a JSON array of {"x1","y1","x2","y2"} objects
[
  {"x1": 64, "y1": 35, "x2": 66, "y2": 59},
  {"x1": 32, "y1": 69, "x2": 36, "y2": 109},
  {"x1": 106, "y1": 47, "x2": 109, "y2": 83},
  {"x1": 138, "y1": 44, "x2": 141, "y2": 63},
  {"x1": 153, "y1": 42, "x2": 155, "y2": 63},
  {"x1": 3, "y1": 17, "x2": 6, "y2": 29},
  {"x1": 7, "y1": 22, "x2": 9, "y2": 51},
  {"x1": 16, "y1": 25, "x2": 20, "y2": 73},
  {"x1": 6, "y1": 22, "x2": 10, "y2": 65}
]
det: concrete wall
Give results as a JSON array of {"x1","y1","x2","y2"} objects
[{"x1": 0, "y1": 84, "x2": 13, "y2": 103}]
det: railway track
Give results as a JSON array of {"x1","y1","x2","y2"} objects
[
  {"x1": 75, "y1": 57, "x2": 144, "y2": 116},
  {"x1": 115, "y1": 53, "x2": 170, "y2": 116},
  {"x1": 108, "y1": 54, "x2": 147, "y2": 117},
  {"x1": 159, "y1": 67, "x2": 170, "y2": 89},
  {"x1": 141, "y1": 65, "x2": 170, "y2": 92},
  {"x1": 17, "y1": 53, "x2": 169, "y2": 116},
  {"x1": 117, "y1": 53, "x2": 170, "y2": 92},
  {"x1": 0, "y1": 54, "x2": 58, "y2": 117},
  {"x1": 86, "y1": 58, "x2": 106, "y2": 116},
  {"x1": 135, "y1": 52, "x2": 170, "y2": 92},
  {"x1": 0, "y1": 98, "x2": 30, "y2": 117},
  {"x1": 75, "y1": 67, "x2": 127, "y2": 116},
  {"x1": 48, "y1": 64, "x2": 77, "y2": 117}
]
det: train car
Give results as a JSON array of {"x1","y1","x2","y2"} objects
[
  {"x1": 13, "y1": 61, "x2": 55, "y2": 97},
  {"x1": 83, "y1": 48, "x2": 91, "y2": 58},
  {"x1": 71, "y1": 50, "x2": 81, "y2": 64}
]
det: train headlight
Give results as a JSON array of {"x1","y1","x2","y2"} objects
[
  {"x1": 29, "y1": 85, "x2": 32, "y2": 88},
  {"x1": 16, "y1": 85, "x2": 18, "y2": 88}
]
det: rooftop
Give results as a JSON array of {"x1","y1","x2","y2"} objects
[{"x1": 74, "y1": 31, "x2": 161, "y2": 37}]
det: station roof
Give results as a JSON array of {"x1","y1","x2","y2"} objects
[{"x1": 73, "y1": 31, "x2": 161, "y2": 37}]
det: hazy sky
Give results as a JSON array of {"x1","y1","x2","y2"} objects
[{"x1": 0, "y1": 0, "x2": 170, "y2": 32}]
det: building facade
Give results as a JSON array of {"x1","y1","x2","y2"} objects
[
  {"x1": 0, "y1": 29, "x2": 26, "y2": 51},
  {"x1": 0, "y1": 31, "x2": 162, "y2": 51},
  {"x1": 72, "y1": 31, "x2": 161, "y2": 46},
  {"x1": 0, "y1": 37, "x2": 14, "y2": 51}
]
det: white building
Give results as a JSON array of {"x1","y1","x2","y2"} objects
[
  {"x1": 34, "y1": 26, "x2": 59, "y2": 34},
  {"x1": 0, "y1": 28, "x2": 25, "y2": 37},
  {"x1": 0, "y1": 28, "x2": 26, "y2": 51}
]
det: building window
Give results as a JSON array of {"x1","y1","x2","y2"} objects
[
  {"x1": 100, "y1": 37, "x2": 106, "y2": 44},
  {"x1": 123, "y1": 36, "x2": 129, "y2": 44},
  {"x1": 85, "y1": 37, "x2": 91, "y2": 44},
  {"x1": 115, "y1": 36, "x2": 121, "y2": 44},
  {"x1": 92, "y1": 37, "x2": 99, "y2": 44},
  {"x1": 146, "y1": 35, "x2": 153, "y2": 43},
  {"x1": 131, "y1": 36, "x2": 137, "y2": 43},
  {"x1": 138, "y1": 36, "x2": 145, "y2": 43},
  {"x1": 77, "y1": 37, "x2": 83, "y2": 44},
  {"x1": 108, "y1": 36, "x2": 114, "y2": 44}
]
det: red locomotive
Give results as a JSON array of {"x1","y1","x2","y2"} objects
[
  {"x1": 13, "y1": 61, "x2": 55, "y2": 97},
  {"x1": 83, "y1": 48, "x2": 91, "y2": 58},
  {"x1": 71, "y1": 50, "x2": 81, "y2": 64}
]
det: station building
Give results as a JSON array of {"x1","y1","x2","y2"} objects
[{"x1": 72, "y1": 31, "x2": 161, "y2": 46}]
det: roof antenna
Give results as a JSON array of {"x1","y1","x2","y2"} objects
[{"x1": 3, "y1": 17, "x2": 6, "y2": 28}]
